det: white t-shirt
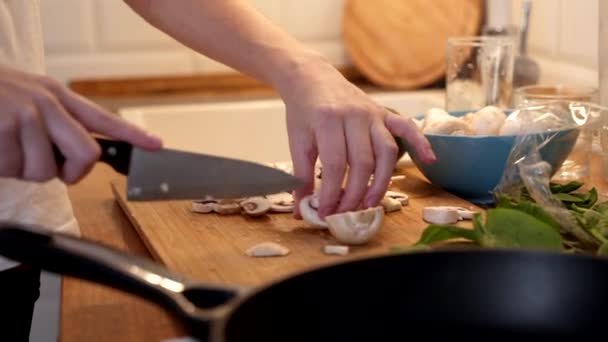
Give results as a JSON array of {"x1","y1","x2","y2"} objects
[{"x1": 0, "y1": 0, "x2": 80, "y2": 271}]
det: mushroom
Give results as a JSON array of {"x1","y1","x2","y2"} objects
[
  {"x1": 380, "y1": 196, "x2": 402, "y2": 212},
  {"x1": 214, "y1": 199, "x2": 242, "y2": 215},
  {"x1": 385, "y1": 190, "x2": 409, "y2": 206},
  {"x1": 246, "y1": 242, "x2": 290, "y2": 257},
  {"x1": 469, "y1": 105, "x2": 506, "y2": 135},
  {"x1": 422, "y1": 108, "x2": 451, "y2": 130},
  {"x1": 239, "y1": 197, "x2": 271, "y2": 216},
  {"x1": 422, "y1": 206, "x2": 460, "y2": 224},
  {"x1": 424, "y1": 116, "x2": 474, "y2": 136},
  {"x1": 191, "y1": 199, "x2": 218, "y2": 213},
  {"x1": 266, "y1": 192, "x2": 295, "y2": 213},
  {"x1": 299, "y1": 194, "x2": 328, "y2": 228},
  {"x1": 325, "y1": 206, "x2": 385, "y2": 245},
  {"x1": 323, "y1": 245, "x2": 350, "y2": 256}
]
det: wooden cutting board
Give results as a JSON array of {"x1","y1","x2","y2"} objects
[
  {"x1": 111, "y1": 166, "x2": 483, "y2": 288},
  {"x1": 342, "y1": 0, "x2": 484, "y2": 89}
]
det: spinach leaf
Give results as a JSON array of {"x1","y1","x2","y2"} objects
[
  {"x1": 479, "y1": 208, "x2": 563, "y2": 251},
  {"x1": 412, "y1": 225, "x2": 478, "y2": 246},
  {"x1": 550, "y1": 181, "x2": 584, "y2": 193},
  {"x1": 496, "y1": 195, "x2": 561, "y2": 231}
]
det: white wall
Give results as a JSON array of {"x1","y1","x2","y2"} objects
[
  {"x1": 40, "y1": 0, "x2": 599, "y2": 89},
  {"x1": 40, "y1": 0, "x2": 349, "y2": 83},
  {"x1": 509, "y1": 0, "x2": 599, "y2": 87}
]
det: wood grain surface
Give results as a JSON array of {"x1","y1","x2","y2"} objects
[
  {"x1": 342, "y1": 0, "x2": 484, "y2": 89},
  {"x1": 110, "y1": 167, "x2": 482, "y2": 288}
]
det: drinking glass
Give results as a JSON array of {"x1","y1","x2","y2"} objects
[{"x1": 445, "y1": 36, "x2": 515, "y2": 111}]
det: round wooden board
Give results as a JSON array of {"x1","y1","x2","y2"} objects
[{"x1": 343, "y1": 0, "x2": 484, "y2": 89}]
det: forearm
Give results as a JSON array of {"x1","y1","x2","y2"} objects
[{"x1": 124, "y1": 0, "x2": 329, "y2": 94}]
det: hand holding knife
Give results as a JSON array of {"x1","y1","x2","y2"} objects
[{"x1": 54, "y1": 137, "x2": 304, "y2": 201}]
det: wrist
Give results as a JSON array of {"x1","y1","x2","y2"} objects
[{"x1": 268, "y1": 48, "x2": 337, "y2": 98}]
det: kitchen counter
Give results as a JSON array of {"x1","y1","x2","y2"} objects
[
  {"x1": 60, "y1": 75, "x2": 443, "y2": 341},
  {"x1": 58, "y1": 74, "x2": 607, "y2": 340},
  {"x1": 63, "y1": 164, "x2": 187, "y2": 341}
]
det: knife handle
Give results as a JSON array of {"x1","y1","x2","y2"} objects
[{"x1": 53, "y1": 137, "x2": 132, "y2": 175}]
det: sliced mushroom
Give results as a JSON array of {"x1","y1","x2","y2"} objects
[
  {"x1": 299, "y1": 194, "x2": 328, "y2": 228},
  {"x1": 323, "y1": 245, "x2": 350, "y2": 256},
  {"x1": 266, "y1": 192, "x2": 295, "y2": 213},
  {"x1": 325, "y1": 206, "x2": 384, "y2": 245},
  {"x1": 214, "y1": 199, "x2": 242, "y2": 215},
  {"x1": 456, "y1": 208, "x2": 477, "y2": 220},
  {"x1": 191, "y1": 199, "x2": 218, "y2": 213},
  {"x1": 380, "y1": 197, "x2": 402, "y2": 212},
  {"x1": 239, "y1": 197, "x2": 271, "y2": 216},
  {"x1": 385, "y1": 191, "x2": 409, "y2": 206},
  {"x1": 246, "y1": 242, "x2": 290, "y2": 257},
  {"x1": 422, "y1": 206, "x2": 460, "y2": 224}
]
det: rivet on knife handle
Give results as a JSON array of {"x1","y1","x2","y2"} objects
[{"x1": 52, "y1": 138, "x2": 133, "y2": 176}]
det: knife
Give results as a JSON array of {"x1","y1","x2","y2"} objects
[{"x1": 53, "y1": 137, "x2": 304, "y2": 201}]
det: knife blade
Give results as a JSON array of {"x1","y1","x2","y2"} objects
[{"x1": 53, "y1": 137, "x2": 304, "y2": 201}]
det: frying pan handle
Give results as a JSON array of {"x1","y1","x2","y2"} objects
[{"x1": 0, "y1": 222, "x2": 242, "y2": 324}]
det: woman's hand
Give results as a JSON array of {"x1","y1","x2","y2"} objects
[
  {"x1": 0, "y1": 65, "x2": 162, "y2": 184},
  {"x1": 279, "y1": 58, "x2": 436, "y2": 219}
]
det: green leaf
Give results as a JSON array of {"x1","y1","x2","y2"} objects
[
  {"x1": 413, "y1": 225, "x2": 478, "y2": 246},
  {"x1": 554, "y1": 192, "x2": 585, "y2": 203},
  {"x1": 597, "y1": 241, "x2": 608, "y2": 256},
  {"x1": 480, "y1": 208, "x2": 563, "y2": 251},
  {"x1": 550, "y1": 181, "x2": 584, "y2": 194},
  {"x1": 496, "y1": 196, "x2": 561, "y2": 231}
]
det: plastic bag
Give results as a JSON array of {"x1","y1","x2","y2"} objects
[{"x1": 493, "y1": 100, "x2": 608, "y2": 250}]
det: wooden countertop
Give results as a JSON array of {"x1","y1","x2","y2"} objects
[
  {"x1": 63, "y1": 164, "x2": 187, "y2": 341},
  {"x1": 59, "y1": 72, "x2": 606, "y2": 341}
]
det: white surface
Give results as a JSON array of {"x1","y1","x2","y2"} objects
[{"x1": 118, "y1": 90, "x2": 444, "y2": 164}]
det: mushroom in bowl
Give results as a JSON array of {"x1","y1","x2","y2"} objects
[{"x1": 401, "y1": 106, "x2": 580, "y2": 206}]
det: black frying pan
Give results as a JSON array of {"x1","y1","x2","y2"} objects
[{"x1": 1, "y1": 222, "x2": 608, "y2": 341}]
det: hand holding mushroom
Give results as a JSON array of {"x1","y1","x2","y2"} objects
[{"x1": 277, "y1": 65, "x2": 436, "y2": 221}]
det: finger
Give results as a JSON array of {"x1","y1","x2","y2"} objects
[
  {"x1": 288, "y1": 131, "x2": 317, "y2": 219},
  {"x1": 36, "y1": 93, "x2": 101, "y2": 184},
  {"x1": 18, "y1": 105, "x2": 57, "y2": 181},
  {"x1": 385, "y1": 112, "x2": 436, "y2": 164},
  {"x1": 315, "y1": 119, "x2": 347, "y2": 219},
  {"x1": 336, "y1": 117, "x2": 375, "y2": 213},
  {"x1": 0, "y1": 114, "x2": 23, "y2": 178},
  {"x1": 364, "y1": 123, "x2": 399, "y2": 207},
  {"x1": 44, "y1": 79, "x2": 162, "y2": 150}
]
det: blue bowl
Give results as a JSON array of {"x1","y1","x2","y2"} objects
[{"x1": 402, "y1": 110, "x2": 580, "y2": 206}]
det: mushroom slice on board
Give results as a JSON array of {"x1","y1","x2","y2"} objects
[
  {"x1": 246, "y1": 242, "x2": 290, "y2": 257},
  {"x1": 239, "y1": 197, "x2": 271, "y2": 216},
  {"x1": 385, "y1": 191, "x2": 409, "y2": 206},
  {"x1": 325, "y1": 206, "x2": 385, "y2": 245},
  {"x1": 191, "y1": 199, "x2": 218, "y2": 213},
  {"x1": 380, "y1": 197, "x2": 402, "y2": 212},
  {"x1": 422, "y1": 206, "x2": 461, "y2": 224},
  {"x1": 323, "y1": 245, "x2": 350, "y2": 256},
  {"x1": 214, "y1": 199, "x2": 242, "y2": 215},
  {"x1": 266, "y1": 192, "x2": 295, "y2": 213}
]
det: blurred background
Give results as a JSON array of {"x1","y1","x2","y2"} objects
[{"x1": 40, "y1": 0, "x2": 598, "y2": 89}]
